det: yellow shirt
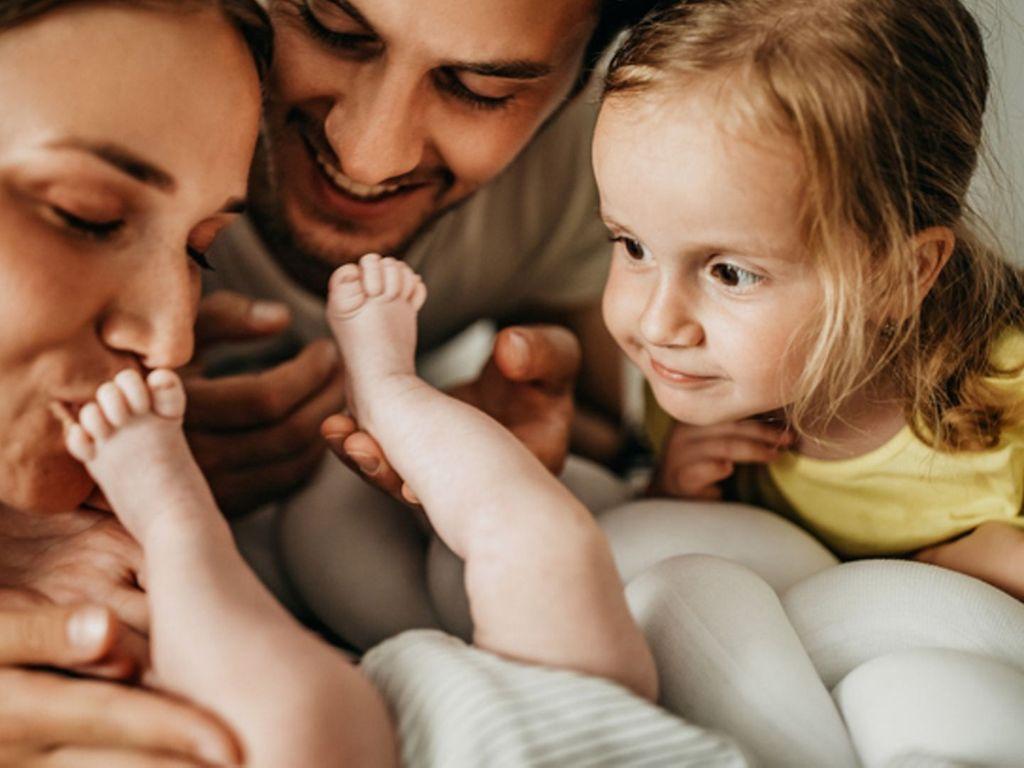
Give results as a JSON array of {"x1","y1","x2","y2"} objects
[{"x1": 645, "y1": 331, "x2": 1024, "y2": 558}]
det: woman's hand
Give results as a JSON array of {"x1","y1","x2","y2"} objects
[
  {"x1": 649, "y1": 419, "x2": 792, "y2": 500},
  {"x1": 0, "y1": 506, "x2": 150, "y2": 675},
  {"x1": 915, "y1": 521, "x2": 1024, "y2": 600},
  {"x1": 0, "y1": 604, "x2": 240, "y2": 767}
]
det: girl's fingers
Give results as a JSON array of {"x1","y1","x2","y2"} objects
[
  {"x1": 670, "y1": 459, "x2": 735, "y2": 497},
  {"x1": 686, "y1": 436, "x2": 783, "y2": 465},
  {"x1": 670, "y1": 419, "x2": 792, "y2": 450}
]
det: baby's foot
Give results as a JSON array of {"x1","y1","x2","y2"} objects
[
  {"x1": 58, "y1": 369, "x2": 210, "y2": 544},
  {"x1": 326, "y1": 253, "x2": 427, "y2": 415}
]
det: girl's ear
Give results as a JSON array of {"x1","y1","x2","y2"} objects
[{"x1": 911, "y1": 226, "x2": 956, "y2": 306}]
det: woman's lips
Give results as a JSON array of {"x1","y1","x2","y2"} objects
[{"x1": 649, "y1": 357, "x2": 720, "y2": 386}]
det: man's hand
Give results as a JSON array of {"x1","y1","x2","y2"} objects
[
  {"x1": 183, "y1": 291, "x2": 346, "y2": 516},
  {"x1": 0, "y1": 604, "x2": 240, "y2": 767},
  {"x1": 649, "y1": 419, "x2": 792, "y2": 500},
  {"x1": 322, "y1": 325, "x2": 580, "y2": 504},
  {"x1": 915, "y1": 521, "x2": 1024, "y2": 600}
]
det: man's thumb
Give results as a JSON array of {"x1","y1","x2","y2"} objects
[
  {"x1": 195, "y1": 290, "x2": 291, "y2": 347},
  {"x1": 0, "y1": 605, "x2": 116, "y2": 667}
]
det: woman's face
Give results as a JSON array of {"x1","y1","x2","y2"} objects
[{"x1": 0, "y1": 4, "x2": 262, "y2": 511}]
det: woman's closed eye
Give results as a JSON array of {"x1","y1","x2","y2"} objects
[
  {"x1": 708, "y1": 261, "x2": 764, "y2": 291},
  {"x1": 49, "y1": 205, "x2": 124, "y2": 239}
]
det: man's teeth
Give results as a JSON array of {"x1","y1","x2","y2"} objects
[{"x1": 316, "y1": 151, "x2": 402, "y2": 199}]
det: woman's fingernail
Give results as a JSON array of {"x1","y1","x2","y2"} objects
[
  {"x1": 250, "y1": 301, "x2": 289, "y2": 325},
  {"x1": 349, "y1": 452, "x2": 380, "y2": 476},
  {"x1": 67, "y1": 606, "x2": 110, "y2": 649},
  {"x1": 198, "y1": 737, "x2": 235, "y2": 766}
]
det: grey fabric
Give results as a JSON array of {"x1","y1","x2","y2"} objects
[{"x1": 363, "y1": 630, "x2": 749, "y2": 768}]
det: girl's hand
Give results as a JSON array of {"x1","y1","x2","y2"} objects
[
  {"x1": 0, "y1": 604, "x2": 240, "y2": 767},
  {"x1": 915, "y1": 521, "x2": 1024, "y2": 601},
  {"x1": 649, "y1": 419, "x2": 793, "y2": 500}
]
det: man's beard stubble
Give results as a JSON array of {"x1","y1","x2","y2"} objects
[{"x1": 246, "y1": 122, "x2": 470, "y2": 297}]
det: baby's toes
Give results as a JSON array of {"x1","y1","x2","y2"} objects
[
  {"x1": 381, "y1": 257, "x2": 402, "y2": 300},
  {"x1": 411, "y1": 279, "x2": 428, "y2": 311},
  {"x1": 65, "y1": 423, "x2": 96, "y2": 463},
  {"x1": 114, "y1": 369, "x2": 152, "y2": 416},
  {"x1": 359, "y1": 253, "x2": 384, "y2": 297},
  {"x1": 147, "y1": 369, "x2": 187, "y2": 420},
  {"x1": 328, "y1": 265, "x2": 368, "y2": 317},
  {"x1": 79, "y1": 402, "x2": 113, "y2": 442},
  {"x1": 96, "y1": 381, "x2": 131, "y2": 428}
]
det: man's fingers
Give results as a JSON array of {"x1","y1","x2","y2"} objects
[
  {"x1": 0, "y1": 606, "x2": 116, "y2": 667},
  {"x1": 2, "y1": 670, "x2": 239, "y2": 765},
  {"x1": 340, "y1": 432, "x2": 406, "y2": 500},
  {"x1": 205, "y1": 441, "x2": 328, "y2": 517},
  {"x1": 184, "y1": 340, "x2": 339, "y2": 429},
  {"x1": 190, "y1": 369, "x2": 346, "y2": 472},
  {"x1": 194, "y1": 290, "x2": 290, "y2": 348},
  {"x1": 492, "y1": 325, "x2": 581, "y2": 392}
]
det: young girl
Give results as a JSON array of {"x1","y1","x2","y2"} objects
[
  {"x1": 589, "y1": 0, "x2": 1024, "y2": 765},
  {"x1": 599, "y1": 0, "x2": 1024, "y2": 590}
]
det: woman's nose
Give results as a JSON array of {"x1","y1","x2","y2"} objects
[
  {"x1": 97, "y1": 250, "x2": 198, "y2": 370},
  {"x1": 324, "y1": 65, "x2": 426, "y2": 186},
  {"x1": 639, "y1": 283, "x2": 704, "y2": 348}
]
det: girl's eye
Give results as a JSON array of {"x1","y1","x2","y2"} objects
[
  {"x1": 612, "y1": 236, "x2": 650, "y2": 262},
  {"x1": 51, "y1": 206, "x2": 124, "y2": 239},
  {"x1": 709, "y1": 262, "x2": 763, "y2": 290},
  {"x1": 187, "y1": 246, "x2": 215, "y2": 272}
]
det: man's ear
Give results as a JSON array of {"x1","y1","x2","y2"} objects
[{"x1": 911, "y1": 226, "x2": 956, "y2": 307}]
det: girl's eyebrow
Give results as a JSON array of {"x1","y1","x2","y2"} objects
[{"x1": 46, "y1": 138, "x2": 176, "y2": 192}]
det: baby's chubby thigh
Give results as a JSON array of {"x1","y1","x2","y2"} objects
[
  {"x1": 278, "y1": 458, "x2": 441, "y2": 650},
  {"x1": 598, "y1": 498, "x2": 838, "y2": 592}
]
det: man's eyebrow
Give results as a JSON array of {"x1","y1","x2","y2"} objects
[
  {"x1": 326, "y1": 0, "x2": 377, "y2": 35},
  {"x1": 445, "y1": 59, "x2": 552, "y2": 80},
  {"x1": 50, "y1": 138, "x2": 176, "y2": 192}
]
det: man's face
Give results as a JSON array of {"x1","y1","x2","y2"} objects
[{"x1": 255, "y1": 0, "x2": 597, "y2": 272}]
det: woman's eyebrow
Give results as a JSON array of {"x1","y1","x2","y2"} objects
[{"x1": 47, "y1": 138, "x2": 176, "y2": 192}]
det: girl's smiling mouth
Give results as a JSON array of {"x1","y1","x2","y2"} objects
[{"x1": 648, "y1": 355, "x2": 721, "y2": 386}]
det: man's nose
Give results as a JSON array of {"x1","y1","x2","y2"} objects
[
  {"x1": 97, "y1": 249, "x2": 198, "y2": 370},
  {"x1": 324, "y1": 65, "x2": 427, "y2": 186},
  {"x1": 639, "y1": 281, "x2": 704, "y2": 348}
]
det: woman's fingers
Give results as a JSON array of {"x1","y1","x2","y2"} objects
[
  {"x1": 0, "y1": 605, "x2": 115, "y2": 666},
  {"x1": 32, "y1": 747, "x2": 206, "y2": 768},
  {"x1": 0, "y1": 669, "x2": 240, "y2": 765}
]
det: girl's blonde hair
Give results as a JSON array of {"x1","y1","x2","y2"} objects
[{"x1": 606, "y1": 0, "x2": 1024, "y2": 450}]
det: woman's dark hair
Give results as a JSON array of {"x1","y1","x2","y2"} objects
[{"x1": 0, "y1": 0, "x2": 273, "y2": 80}]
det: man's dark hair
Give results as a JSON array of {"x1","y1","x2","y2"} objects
[
  {"x1": 0, "y1": 0, "x2": 273, "y2": 80},
  {"x1": 578, "y1": 0, "x2": 663, "y2": 91}
]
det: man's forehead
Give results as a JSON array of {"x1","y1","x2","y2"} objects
[{"x1": 292, "y1": 0, "x2": 597, "y2": 64}]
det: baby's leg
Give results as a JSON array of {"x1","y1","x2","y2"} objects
[
  {"x1": 327, "y1": 254, "x2": 656, "y2": 700},
  {"x1": 61, "y1": 370, "x2": 396, "y2": 768}
]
